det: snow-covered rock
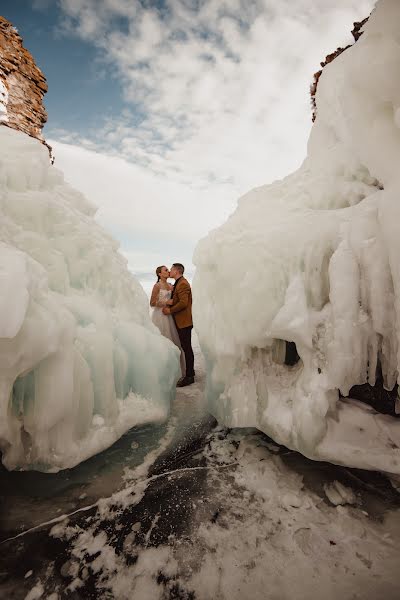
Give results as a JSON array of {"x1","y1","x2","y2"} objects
[
  {"x1": 193, "y1": 0, "x2": 400, "y2": 474},
  {"x1": 0, "y1": 127, "x2": 180, "y2": 472}
]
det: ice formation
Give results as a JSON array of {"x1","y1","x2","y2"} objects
[
  {"x1": 193, "y1": 0, "x2": 400, "y2": 474},
  {"x1": 0, "y1": 126, "x2": 180, "y2": 472}
]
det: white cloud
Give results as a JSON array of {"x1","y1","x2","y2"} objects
[
  {"x1": 56, "y1": 0, "x2": 376, "y2": 182},
  {"x1": 50, "y1": 138, "x2": 237, "y2": 272},
  {"x1": 50, "y1": 0, "x2": 376, "y2": 274}
]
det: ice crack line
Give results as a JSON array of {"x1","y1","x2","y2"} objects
[
  {"x1": 0, "y1": 501, "x2": 98, "y2": 545},
  {"x1": 146, "y1": 461, "x2": 237, "y2": 484},
  {"x1": 0, "y1": 463, "x2": 237, "y2": 546}
]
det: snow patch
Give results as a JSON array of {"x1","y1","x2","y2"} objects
[
  {"x1": 24, "y1": 582, "x2": 44, "y2": 600},
  {"x1": 0, "y1": 79, "x2": 8, "y2": 122}
]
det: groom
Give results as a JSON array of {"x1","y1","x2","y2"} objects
[{"x1": 162, "y1": 263, "x2": 195, "y2": 387}]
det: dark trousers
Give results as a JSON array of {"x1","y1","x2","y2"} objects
[{"x1": 177, "y1": 325, "x2": 195, "y2": 377}]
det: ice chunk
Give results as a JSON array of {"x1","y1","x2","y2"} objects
[
  {"x1": 0, "y1": 127, "x2": 180, "y2": 472},
  {"x1": 323, "y1": 481, "x2": 357, "y2": 506},
  {"x1": 193, "y1": 0, "x2": 400, "y2": 474}
]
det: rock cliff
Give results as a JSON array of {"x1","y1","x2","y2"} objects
[
  {"x1": 0, "y1": 16, "x2": 50, "y2": 153},
  {"x1": 310, "y1": 18, "x2": 369, "y2": 121}
]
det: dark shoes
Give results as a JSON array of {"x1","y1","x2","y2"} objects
[{"x1": 177, "y1": 376, "x2": 195, "y2": 387}]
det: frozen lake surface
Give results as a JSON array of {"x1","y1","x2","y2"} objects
[{"x1": 1, "y1": 339, "x2": 400, "y2": 600}]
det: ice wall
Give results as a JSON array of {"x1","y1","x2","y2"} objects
[
  {"x1": 0, "y1": 127, "x2": 180, "y2": 472},
  {"x1": 193, "y1": 0, "x2": 400, "y2": 474}
]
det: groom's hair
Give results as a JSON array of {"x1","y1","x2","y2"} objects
[{"x1": 172, "y1": 263, "x2": 185, "y2": 274}]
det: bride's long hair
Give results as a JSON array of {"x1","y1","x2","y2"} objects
[{"x1": 156, "y1": 265, "x2": 166, "y2": 283}]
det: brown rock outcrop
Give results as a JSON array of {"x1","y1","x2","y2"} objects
[
  {"x1": 0, "y1": 15, "x2": 50, "y2": 153},
  {"x1": 310, "y1": 18, "x2": 369, "y2": 122}
]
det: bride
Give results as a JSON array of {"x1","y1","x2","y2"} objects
[{"x1": 150, "y1": 265, "x2": 185, "y2": 376}]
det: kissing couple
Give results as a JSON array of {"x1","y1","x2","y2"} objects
[{"x1": 150, "y1": 263, "x2": 195, "y2": 387}]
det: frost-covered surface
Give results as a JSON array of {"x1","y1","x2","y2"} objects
[
  {"x1": 0, "y1": 79, "x2": 8, "y2": 122},
  {"x1": 3, "y1": 349, "x2": 400, "y2": 599},
  {"x1": 193, "y1": 0, "x2": 400, "y2": 474},
  {"x1": 0, "y1": 126, "x2": 180, "y2": 472},
  {"x1": 26, "y1": 427, "x2": 400, "y2": 599}
]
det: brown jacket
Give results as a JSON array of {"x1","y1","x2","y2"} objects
[{"x1": 170, "y1": 277, "x2": 193, "y2": 329}]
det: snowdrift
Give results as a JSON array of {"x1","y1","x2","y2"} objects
[
  {"x1": 0, "y1": 126, "x2": 180, "y2": 472},
  {"x1": 193, "y1": 0, "x2": 400, "y2": 474}
]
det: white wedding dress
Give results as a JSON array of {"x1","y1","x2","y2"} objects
[{"x1": 152, "y1": 288, "x2": 186, "y2": 376}]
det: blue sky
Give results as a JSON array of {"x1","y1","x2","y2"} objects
[
  {"x1": 0, "y1": 0, "x2": 376, "y2": 281},
  {"x1": 1, "y1": 0, "x2": 126, "y2": 136}
]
